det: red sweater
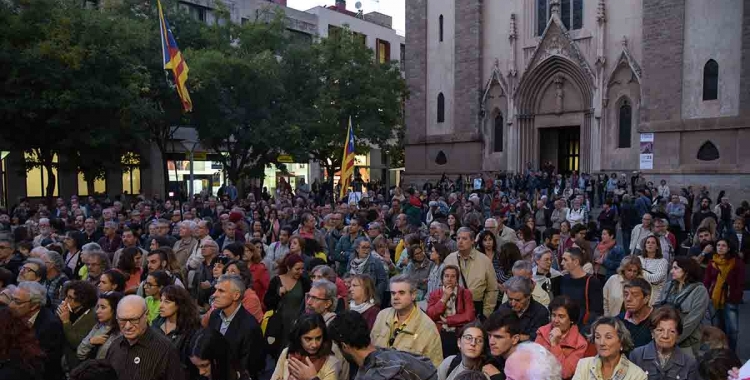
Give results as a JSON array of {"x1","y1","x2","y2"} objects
[
  {"x1": 249, "y1": 262, "x2": 270, "y2": 309},
  {"x1": 704, "y1": 258, "x2": 746, "y2": 305},
  {"x1": 426, "y1": 287, "x2": 475, "y2": 330}
]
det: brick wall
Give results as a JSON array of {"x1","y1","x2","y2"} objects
[
  {"x1": 405, "y1": 0, "x2": 427, "y2": 145},
  {"x1": 641, "y1": 0, "x2": 686, "y2": 123},
  {"x1": 453, "y1": 0, "x2": 483, "y2": 133},
  {"x1": 740, "y1": 0, "x2": 750, "y2": 116}
]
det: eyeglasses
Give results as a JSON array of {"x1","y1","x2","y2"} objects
[
  {"x1": 461, "y1": 335, "x2": 485, "y2": 345},
  {"x1": 20, "y1": 266, "x2": 38, "y2": 275},
  {"x1": 10, "y1": 297, "x2": 31, "y2": 305},
  {"x1": 117, "y1": 309, "x2": 147, "y2": 326},
  {"x1": 305, "y1": 293, "x2": 329, "y2": 302}
]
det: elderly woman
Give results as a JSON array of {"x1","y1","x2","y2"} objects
[
  {"x1": 403, "y1": 243, "x2": 434, "y2": 301},
  {"x1": 603, "y1": 256, "x2": 643, "y2": 317},
  {"x1": 629, "y1": 306, "x2": 699, "y2": 380},
  {"x1": 535, "y1": 295, "x2": 588, "y2": 380},
  {"x1": 639, "y1": 236, "x2": 669, "y2": 306},
  {"x1": 654, "y1": 257, "x2": 709, "y2": 356},
  {"x1": 348, "y1": 274, "x2": 381, "y2": 329},
  {"x1": 427, "y1": 265, "x2": 475, "y2": 358},
  {"x1": 348, "y1": 237, "x2": 388, "y2": 300},
  {"x1": 572, "y1": 317, "x2": 647, "y2": 380},
  {"x1": 533, "y1": 245, "x2": 562, "y2": 305},
  {"x1": 703, "y1": 238, "x2": 745, "y2": 351}
]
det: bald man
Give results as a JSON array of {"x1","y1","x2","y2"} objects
[{"x1": 106, "y1": 295, "x2": 185, "y2": 380}]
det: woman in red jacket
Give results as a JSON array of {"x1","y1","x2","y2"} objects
[
  {"x1": 704, "y1": 238, "x2": 745, "y2": 351},
  {"x1": 426, "y1": 264, "x2": 475, "y2": 359},
  {"x1": 534, "y1": 295, "x2": 588, "y2": 380},
  {"x1": 244, "y1": 242, "x2": 270, "y2": 308}
]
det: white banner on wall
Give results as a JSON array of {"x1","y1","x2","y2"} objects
[{"x1": 639, "y1": 133, "x2": 654, "y2": 170}]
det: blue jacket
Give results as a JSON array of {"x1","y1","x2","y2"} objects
[
  {"x1": 629, "y1": 341, "x2": 699, "y2": 380},
  {"x1": 635, "y1": 195, "x2": 651, "y2": 219},
  {"x1": 602, "y1": 245, "x2": 626, "y2": 279}
]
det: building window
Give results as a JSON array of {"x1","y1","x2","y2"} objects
[
  {"x1": 354, "y1": 32, "x2": 367, "y2": 45},
  {"x1": 439, "y1": 14, "x2": 444, "y2": 42},
  {"x1": 618, "y1": 100, "x2": 632, "y2": 148},
  {"x1": 437, "y1": 93, "x2": 445, "y2": 123},
  {"x1": 494, "y1": 113, "x2": 504, "y2": 152},
  {"x1": 122, "y1": 154, "x2": 142, "y2": 195},
  {"x1": 400, "y1": 43, "x2": 405, "y2": 72},
  {"x1": 24, "y1": 152, "x2": 58, "y2": 198},
  {"x1": 537, "y1": 0, "x2": 582, "y2": 36},
  {"x1": 376, "y1": 39, "x2": 390, "y2": 64},
  {"x1": 703, "y1": 59, "x2": 718, "y2": 101},
  {"x1": 179, "y1": 1, "x2": 208, "y2": 23},
  {"x1": 328, "y1": 24, "x2": 342, "y2": 39},
  {"x1": 697, "y1": 141, "x2": 720, "y2": 161},
  {"x1": 77, "y1": 174, "x2": 106, "y2": 196}
]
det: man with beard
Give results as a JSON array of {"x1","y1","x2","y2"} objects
[
  {"x1": 33, "y1": 218, "x2": 53, "y2": 248},
  {"x1": 329, "y1": 311, "x2": 437, "y2": 380},
  {"x1": 692, "y1": 197, "x2": 718, "y2": 234},
  {"x1": 689, "y1": 227, "x2": 715, "y2": 267}
]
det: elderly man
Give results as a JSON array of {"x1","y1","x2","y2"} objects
[
  {"x1": 173, "y1": 220, "x2": 199, "y2": 268},
  {"x1": 493, "y1": 215, "x2": 519, "y2": 247},
  {"x1": 370, "y1": 274, "x2": 443, "y2": 367},
  {"x1": 0, "y1": 238, "x2": 23, "y2": 282},
  {"x1": 18, "y1": 258, "x2": 47, "y2": 284},
  {"x1": 155, "y1": 219, "x2": 177, "y2": 246},
  {"x1": 106, "y1": 295, "x2": 185, "y2": 380},
  {"x1": 329, "y1": 311, "x2": 438, "y2": 380},
  {"x1": 97, "y1": 221, "x2": 122, "y2": 255},
  {"x1": 306, "y1": 279, "x2": 339, "y2": 324},
  {"x1": 42, "y1": 251, "x2": 69, "y2": 306},
  {"x1": 629, "y1": 213, "x2": 654, "y2": 255},
  {"x1": 192, "y1": 240, "x2": 218, "y2": 308},
  {"x1": 207, "y1": 274, "x2": 264, "y2": 380},
  {"x1": 11, "y1": 281, "x2": 64, "y2": 380},
  {"x1": 429, "y1": 222, "x2": 458, "y2": 252},
  {"x1": 85, "y1": 250, "x2": 110, "y2": 286},
  {"x1": 549, "y1": 200, "x2": 568, "y2": 230},
  {"x1": 495, "y1": 275, "x2": 549, "y2": 342},
  {"x1": 651, "y1": 218, "x2": 674, "y2": 263},
  {"x1": 503, "y1": 260, "x2": 554, "y2": 307},
  {"x1": 504, "y1": 342, "x2": 562, "y2": 380},
  {"x1": 618, "y1": 278, "x2": 654, "y2": 349},
  {"x1": 187, "y1": 220, "x2": 214, "y2": 272},
  {"x1": 33, "y1": 217, "x2": 53, "y2": 247},
  {"x1": 444, "y1": 227, "x2": 499, "y2": 318}
]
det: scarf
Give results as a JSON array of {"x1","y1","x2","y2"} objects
[
  {"x1": 349, "y1": 299, "x2": 375, "y2": 314},
  {"x1": 440, "y1": 286, "x2": 458, "y2": 332},
  {"x1": 350, "y1": 254, "x2": 370, "y2": 275},
  {"x1": 596, "y1": 239, "x2": 616, "y2": 264},
  {"x1": 288, "y1": 352, "x2": 327, "y2": 378},
  {"x1": 710, "y1": 256, "x2": 736, "y2": 309}
]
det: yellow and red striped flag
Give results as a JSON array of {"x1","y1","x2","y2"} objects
[
  {"x1": 158, "y1": 0, "x2": 193, "y2": 112},
  {"x1": 339, "y1": 118, "x2": 356, "y2": 199}
]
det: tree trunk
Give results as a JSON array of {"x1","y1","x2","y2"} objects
[
  {"x1": 86, "y1": 177, "x2": 95, "y2": 196},
  {"x1": 155, "y1": 142, "x2": 170, "y2": 200},
  {"x1": 43, "y1": 160, "x2": 56, "y2": 209}
]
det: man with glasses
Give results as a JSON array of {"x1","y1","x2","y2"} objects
[
  {"x1": 495, "y1": 275, "x2": 549, "y2": 343},
  {"x1": 10, "y1": 281, "x2": 64, "y2": 380},
  {"x1": 85, "y1": 251, "x2": 110, "y2": 287},
  {"x1": 18, "y1": 258, "x2": 47, "y2": 284},
  {"x1": 106, "y1": 295, "x2": 185, "y2": 380},
  {"x1": 305, "y1": 279, "x2": 339, "y2": 324},
  {"x1": 0, "y1": 238, "x2": 23, "y2": 283},
  {"x1": 371, "y1": 274, "x2": 443, "y2": 367},
  {"x1": 629, "y1": 213, "x2": 654, "y2": 255}
]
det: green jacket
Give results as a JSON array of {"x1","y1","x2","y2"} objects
[{"x1": 63, "y1": 307, "x2": 98, "y2": 369}]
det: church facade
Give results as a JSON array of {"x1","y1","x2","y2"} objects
[{"x1": 404, "y1": 0, "x2": 750, "y2": 197}]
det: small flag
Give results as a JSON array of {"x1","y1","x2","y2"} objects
[
  {"x1": 158, "y1": 0, "x2": 193, "y2": 112},
  {"x1": 339, "y1": 118, "x2": 356, "y2": 199}
]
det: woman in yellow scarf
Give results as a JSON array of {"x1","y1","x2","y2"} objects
[{"x1": 704, "y1": 238, "x2": 745, "y2": 351}]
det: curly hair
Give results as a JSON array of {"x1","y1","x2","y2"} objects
[
  {"x1": 498, "y1": 242, "x2": 522, "y2": 273},
  {"x1": 476, "y1": 230, "x2": 498, "y2": 255},
  {"x1": 116, "y1": 247, "x2": 141, "y2": 273},
  {"x1": 0, "y1": 308, "x2": 44, "y2": 375},
  {"x1": 62, "y1": 280, "x2": 99, "y2": 310},
  {"x1": 160, "y1": 285, "x2": 201, "y2": 334}
]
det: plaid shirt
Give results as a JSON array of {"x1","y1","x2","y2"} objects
[{"x1": 46, "y1": 273, "x2": 69, "y2": 307}]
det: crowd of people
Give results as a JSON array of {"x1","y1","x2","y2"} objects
[{"x1": 0, "y1": 168, "x2": 748, "y2": 380}]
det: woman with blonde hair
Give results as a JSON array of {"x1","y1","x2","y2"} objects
[
  {"x1": 347, "y1": 274, "x2": 380, "y2": 329},
  {"x1": 603, "y1": 256, "x2": 643, "y2": 317}
]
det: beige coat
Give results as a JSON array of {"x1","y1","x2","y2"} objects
[
  {"x1": 602, "y1": 274, "x2": 626, "y2": 317},
  {"x1": 370, "y1": 306, "x2": 444, "y2": 368},
  {"x1": 443, "y1": 249, "x2": 499, "y2": 317},
  {"x1": 270, "y1": 348, "x2": 340, "y2": 380},
  {"x1": 572, "y1": 355, "x2": 647, "y2": 380}
]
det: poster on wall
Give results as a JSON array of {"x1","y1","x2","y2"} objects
[{"x1": 639, "y1": 133, "x2": 654, "y2": 170}]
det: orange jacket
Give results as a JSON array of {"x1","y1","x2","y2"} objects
[{"x1": 535, "y1": 323, "x2": 588, "y2": 380}]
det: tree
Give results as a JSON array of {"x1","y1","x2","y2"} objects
[
  {"x1": 288, "y1": 26, "x2": 408, "y2": 181},
  {"x1": 0, "y1": 0, "x2": 151, "y2": 204}
]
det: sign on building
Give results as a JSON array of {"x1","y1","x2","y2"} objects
[{"x1": 639, "y1": 133, "x2": 654, "y2": 170}]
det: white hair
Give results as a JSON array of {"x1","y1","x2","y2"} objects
[
  {"x1": 17, "y1": 281, "x2": 48, "y2": 308},
  {"x1": 510, "y1": 342, "x2": 562, "y2": 380},
  {"x1": 29, "y1": 246, "x2": 49, "y2": 258}
]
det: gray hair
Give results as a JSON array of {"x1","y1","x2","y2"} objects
[
  {"x1": 509, "y1": 342, "x2": 562, "y2": 380},
  {"x1": 311, "y1": 279, "x2": 338, "y2": 312},
  {"x1": 87, "y1": 251, "x2": 111, "y2": 270},
  {"x1": 311, "y1": 265, "x2": 336, "y2": 283},
  {"x1": 532, "y1": 246, "x2": 552, "y2": 263},
  {"x1": 82, "y1": 242, "x2": 102, "y2": 253},
  {"x1": 389, "y1": 273, "x2": 417, "y2": 293},
  {"x1": 353, "y1": 237, "x2": 372, "y2": 250},
  {"x1": 484, "y1": 218, "x2": 498, "y2": 228},
  {"x1": 43, "y1": 251, "x2": 66, "y2": 272},
  {"x1": 38, "y1": 218, "x2": 50, "y2": 226},
  {"x1": 511, "y1": 260, "x2": 533, "y2": 275},
  {"x1": 504, "y1": 276, "x2": 533, "y2": 297},
  {"x1": 17, "y1": 281, "x2": 47, "y2": 307},
  {"x1": 202, "y1": 240, "x2": 219, "y2": 251},
  {"x1": 179, "y1": 220, "x2": 198, "y2": 233},
  {"x1": 217, "y1": 274, "x2": 246, "y2": 296},
  {"x1": 456, "y1": 226, "x2": 475, "y2": 239},
  {"x1": 589, "y1": 317, "x2": 635, "y2": 352},
  {"x1": 104, "y1": 221, "x2": 118, "y2": 230},
  {"x1": 24, "y1": 258, "x2": 47, "y2": 280},
  {"x1": 29, "y1": 246, "x2": 49, "y2": 258}
]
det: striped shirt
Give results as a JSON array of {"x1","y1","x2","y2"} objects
[{"x1": 106, "y1": 327, "x2": 186, "y2": 380}]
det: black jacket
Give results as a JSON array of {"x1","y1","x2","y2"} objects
[
  {"x1": 207, "y1": 306, "x2": 264, "y2": 380},
  {"x1": 33, "y1": 307, "x2": 65, "y2": 380}
]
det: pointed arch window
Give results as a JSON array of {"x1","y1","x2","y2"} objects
[
  {"x1": 618, "y1": 100, "x2": 632, "y2": 148},
  {"x1": 703, "y1": 59, "x2": 718, "y2": 101},
  {"x1": 437, "y1": 93, "x2": 445, "y2": 123},
  {"x1": 537, "y1": 0, "x2": 583, "y2": 36},
  {"x1": 439, "y1": 15, "x2": 444, "y2": 42},
  {"x1": 494, "y1": 113, "x2": 504, "y2": 152},
  {"x1": 697, "y1": 141, "x2": 720, "y2": 161}
]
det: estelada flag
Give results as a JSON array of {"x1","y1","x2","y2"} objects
[
  {"x1": 339, "y1": 118, "x2": 356, "y2": 199},
  {"x1": 158, "y1": 0, "x2": 193, "y2": 112}
]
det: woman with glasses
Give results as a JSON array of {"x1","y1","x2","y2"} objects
[
  {"x1": 270, "y1": 313, "x2": 341, "y2": 380},
  {"x1": 58, "y1": 280, "x2": 99, "y2": 369},
  {"x1": 77, "y1": 291, "x2": 124, "y2": 361},
  {"x1": 628, "y1": 306, "x2": 699, "y2": 380},
  {"x1": 534, "y1": 295, "x2": 588, "y2": 379},
  {"x1": 143, "y1": 270, "x2": 173, "y2": 324},
  {"x1": 437, "y1": 321, "x2": 487, "y2": 380},
  {"x1": 153, "y1": 285, "x2": 201, "y2": 377}
]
